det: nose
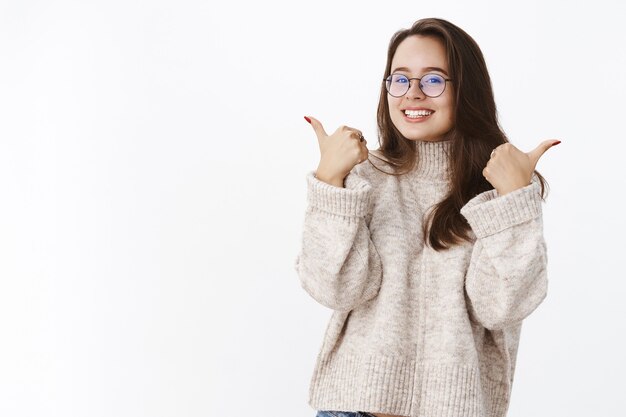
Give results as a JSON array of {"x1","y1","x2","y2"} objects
[{"x1": 405, "y1": 79, "x2": 425, "y2": 100}]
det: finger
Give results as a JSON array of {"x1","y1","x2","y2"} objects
[
  {"x1": 356, "y1": 151, "x2": 367, "y2": 164},
  {"x1": 527, "y1": 139, "x2": 561, "y2": 167},
  {"x1": 338, "y1": 126, "x2": 363, "y2": 139},
  {"x1": 352, "y1": 131, "x2": 365, "y2": 142},
  {"x1": 305, "y1": 116, "x2": 329, "y2": 141},
  {"x1": 345, "y1": 129, "x2": 364, "y2": 142}
]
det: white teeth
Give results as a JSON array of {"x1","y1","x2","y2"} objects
[{"x1": 404, "y1": 109, "x2": 433, "y2": 118}]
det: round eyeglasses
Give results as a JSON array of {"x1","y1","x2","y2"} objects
[{"x1": 384, "y1": 73, "x2": 453, "y2": 98}]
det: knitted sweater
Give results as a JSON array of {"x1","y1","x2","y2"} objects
[{"x1": 294, "y1": 139, "x2": 548, "y2": 417}]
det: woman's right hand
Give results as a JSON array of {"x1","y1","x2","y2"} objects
[{"x1": 305, "y1": 116, "x2": 369, "y2": 188}]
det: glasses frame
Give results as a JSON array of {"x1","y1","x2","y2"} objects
[{"x1": 384, "y1": 73, "x2": 453, "y2": 98}]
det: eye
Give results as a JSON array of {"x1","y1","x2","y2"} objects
[
  {"x1": 423, "y1": 74, "x2": 444, "y2": 84},
  {"x1": 392, "y1": 74, "x2": 409, "y2": 84}
]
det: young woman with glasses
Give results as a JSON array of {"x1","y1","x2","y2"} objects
[{"x1": 295, "y1": 18, "x2": 559, "y2": 417}]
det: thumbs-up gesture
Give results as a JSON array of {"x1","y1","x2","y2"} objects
[
  {"x1": 483, "y1": 140, "x2": 561, "y2": 195},
  {"x1": 305, "y1": 116, "x2": 369, "y2": 188}
]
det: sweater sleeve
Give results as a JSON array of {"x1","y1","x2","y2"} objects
[
  {"x1": 459, "y1": 174, "x2": 548, "y2": 331},
  {"x1": 293, "y1": 169, "x2": 383, "y2": 312}
]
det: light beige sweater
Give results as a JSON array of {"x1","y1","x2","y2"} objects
[{"x1": 294, "y1": 139, "x2": 548, "y2": 417}]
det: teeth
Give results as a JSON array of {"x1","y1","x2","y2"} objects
[{"x1": 404, "y1": 109, "x2": 433, "y2": 118}]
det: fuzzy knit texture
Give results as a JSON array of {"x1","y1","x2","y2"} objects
[{"x1": 294, "y1": 139, "x2": 548, "y2": 417}]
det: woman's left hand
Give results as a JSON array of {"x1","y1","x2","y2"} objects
[{"x1": 483, "y1": 140, "x2": 561, "y2": 195}]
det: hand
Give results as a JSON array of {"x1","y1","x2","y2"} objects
[
  {"x1": 483, "y1": 140, "x2": 561, "y2": 195},
  {"x1": 305, "y1": 116, "x2": 369, "y2": 187}
]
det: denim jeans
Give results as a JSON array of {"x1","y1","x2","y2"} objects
[{"x1": 315, "y1": 411, "x2": 377, "y2": 417}]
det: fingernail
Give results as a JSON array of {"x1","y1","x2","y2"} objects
[
  {"x1": 551, "y1": 140, "x2": 561, "y2": 147},
  {"x1": 304, "y1": 116, "x2": 311, "y2": 124}
]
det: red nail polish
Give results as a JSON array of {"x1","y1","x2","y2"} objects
[
  {"x1": 552, "y1": 140, "x2": 561, "y2": 147},
  {"x1": 304, "y1": 116, "x2": 311, "y2": 124}
]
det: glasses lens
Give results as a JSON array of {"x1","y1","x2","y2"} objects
[
  {"x1": 419, "y1": 73, "x2": 446, "y2": 97},
  {"x1": 386, "y1": 74, "x2": 409, "y2": 97}
]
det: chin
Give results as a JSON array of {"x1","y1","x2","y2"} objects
[
  {"x1": 392, "y1": 118, "x2": 451, "y2": 142},
  {"x1": 398, "y1": 125, "x2": 453, "y2": 142},
  {"x1": 400, "y1": 130, "x2": 443, "y2": 142}
]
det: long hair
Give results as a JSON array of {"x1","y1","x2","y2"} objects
[{"x1": 369, "y1": 17, "x2": 549, "y2": 251}]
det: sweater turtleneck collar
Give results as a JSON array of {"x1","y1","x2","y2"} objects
[{"x1": 409, "y1": 139, "x2": 454, "y2": 182}]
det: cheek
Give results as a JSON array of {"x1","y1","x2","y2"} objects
[
  {"x1": 387, "y1": 97, "x2": 402, "y2": 119},
  {"x1": 444, "y1": 93, "x2": 455, "y2": 115},
  {"x1": 388, "y1": 98, "x2": 402, "y2": 120},
  {"x1": 388, "y1": 96, "x2": 400, "y2": 110},
  {"x1": 440, "y1": 97, "x2": 455, "y2": 123}
]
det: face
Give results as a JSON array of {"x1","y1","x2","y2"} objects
[{"x1": 387, "y1": 35, "x2": 455, "y2": 142}]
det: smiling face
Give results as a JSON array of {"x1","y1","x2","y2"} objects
[{"x1": 387, "y1": 35, "x2": 455, "y2": 142}]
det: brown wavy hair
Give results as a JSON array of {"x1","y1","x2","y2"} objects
[{"x1": 367, "y1": 17, "x2": 548, "y2": 251}]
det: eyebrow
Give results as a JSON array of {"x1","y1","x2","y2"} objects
[{"x1": 391, "y1": 66, "x2": 449, "y2": 76}]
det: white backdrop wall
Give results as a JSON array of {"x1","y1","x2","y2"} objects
[{"x1": 1, "y1": 0, "x2": 624, "y2": 416}]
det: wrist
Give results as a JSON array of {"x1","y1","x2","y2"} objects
[
  {"x1": 498, "y1": 181, "x2": 531, "y2": 196},
  {"x1": 314, "y1": 171, "x2": 345, "y2": 188}
]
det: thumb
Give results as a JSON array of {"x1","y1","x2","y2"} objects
[
  {"x1": 304, "y1": 116, "x2": 328, "y2": 141},
  {"x1": 527, "y1": 139, "x2": 561, "y2": 168}
]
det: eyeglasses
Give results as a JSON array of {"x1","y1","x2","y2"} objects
[{"x1": 384, "y1": 73, "x2": 453, "y2": 98}]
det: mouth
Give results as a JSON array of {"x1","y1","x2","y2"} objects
[{"x1": 403, "y1": 108, "x2": 434, "y2": 119}]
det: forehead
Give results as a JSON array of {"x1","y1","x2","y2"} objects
[{"x1": 391, "y1": 35, "x2": 448, "y2": 72}]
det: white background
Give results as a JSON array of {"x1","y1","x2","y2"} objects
[{"x1": 1, "y1": 0, "x2": 625, "y2": 416}]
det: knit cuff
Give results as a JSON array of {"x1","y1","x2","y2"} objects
[
  {"x1": 306, "y1": 170, "x2": 373, "y2": 218},
  {"x1": 460, "y1": 177, "x2": 542, "y2": 238}
]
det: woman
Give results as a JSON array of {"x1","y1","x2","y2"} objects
[{"x1": 295, "y1": 18, "x2": 559, "y2": 417}]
